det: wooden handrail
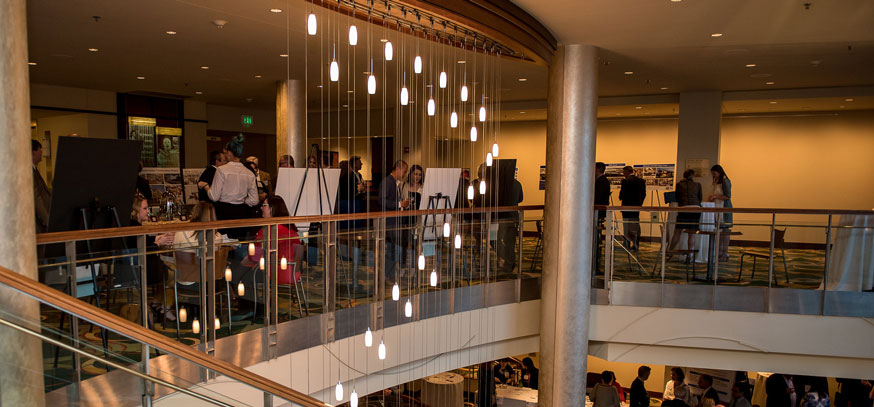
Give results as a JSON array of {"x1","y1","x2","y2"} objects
[
  {"x1": 595, "y1": 205, "x2": 874, "y2": 215},
  {"x1": 0, "y1": 265, "x2": 330, "y2": 407},
  {"x1": 37, "y1": 205, "x2": 545, "y2": 244}
]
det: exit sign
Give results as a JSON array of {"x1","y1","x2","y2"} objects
[{"x1": 241, "y1": 115, "x2": 254, "y2": 127}]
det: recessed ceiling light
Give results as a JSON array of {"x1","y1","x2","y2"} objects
[
  {"x1": 839, "y1": 105, "x2": 845, "y2": 108},
  {"x1": 88, "y1": 48, "x2": 99, "y2": 52},
  {"x1": 137, "y1": 76, "x2": 145, "y2": 80},
  {"x1": 166, "y1": 30, "x2": 177, "y2": 35},
  {"x1": 845, "y1": 98, "x2": 854, "y2": 102},
  {"x1": 269, "y1": 8, "x2": 282, "y2": 13},
  {"x1": 28, "y1": 62, "x2": 37, "y2": 66},
  {"x1": 765, "y1": 81, "x2": 775, "y2": 85},
  {"x1": 280, "y1": 54, "x2": 288, "y2": 57},
  {"x1": 519, "y1": 111, "x2": 526, "y2": 114},
  {"x1": 660, "y1": 86, "x2": 669, "y2": 90},
  {"x1": 624, "y1": 71, "x2": 633, "y2": 75},
  {"x1": 254, "y1": 75, "x2": 262, "y2": 78},
  {"x1": 745, "y1": 64, "x2": 756, "y2": 67},
  {"x1": 379, "y1": 38, "x2": 388, "y2": 43},
  {"x1": 195, "y1": 91, "x2": 203, "y2": 95},
  {"x1": 769, "y1": 101, "x2": 777, "y2": 104},
  {"x1": 518, "y1": 78, "x2": 527, "y2": 82},
  {"x1": 457, "y1": 60, "x2": 466, "y2": 64},
  {"x1": 635, "y1": 106, "x2": 643, "y2": 109},
  {"x1": 671, "y1": 0, "x2": 682, "y2": 2},
  {"x1": 711, "y1": 33, "x2": 723, "y2": 37},
  {"x1": 200, "y1": 66, "x2": 209, "y2": 70}
]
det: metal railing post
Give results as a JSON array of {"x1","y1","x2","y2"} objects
[
  {"x1": 449, "y1": 216, "x2": 457, "y2": 314},
  {"x1": 822, "y1": 215, "x2": 833, "y2": 315},
  {"x1": 325, "y1": 221, "x2": 337, "y2": 342},
  {"x1": 516, "y1": 210, "x2": 524, "y2": 303},
  {"x1": 484, "y1": 212, "x2": 492, "y2": 307},
  {"x1": 65, "y1": 241, "x2": 83, "y2": 404},
  {"x1": 196, "y1": 230, "x2": 208, "y2": 382},
  {"x1": 605, "y1": 210, "x2": 614, "y2": 298},
  {"x1": 768, "y1": 214, "x2": 776, "y2": 293},
  {"x1": 375, "y1": 218, "x2": 386, "y2": 329},
  {"x1": 135, "y1": 235, "x2": 153, "y2": 405},
  {"x1": 660, "y1": 213, "x2": 667, "y2": 308},
  {"x1": 268, "y1": 224, "x2": 279, "y2": 359}
]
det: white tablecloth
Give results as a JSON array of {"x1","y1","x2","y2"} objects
[
  {"x1": 496, "y1": 384, "x2": 539, "y2": 407},
  {"x1": 674, "y1": 202, "x2": 714, "y2": 264},
  {"x1": 826, "y1": 215, "x2": 874, "y2": 291},
  {"x1": 421, "y1": 372, "x2": 464, "y2": 407}
]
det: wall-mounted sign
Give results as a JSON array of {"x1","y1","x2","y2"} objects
[{"x1": 241, "y1": 115, "x2": 254, "y2": 128}]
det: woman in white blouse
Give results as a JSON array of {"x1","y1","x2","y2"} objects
[
  {"x1": 663, "y1": 367, "x2": 693, "y2": 407},
  {"x1": 198, "y1": 134, "x2": 258, "y2": 238}
]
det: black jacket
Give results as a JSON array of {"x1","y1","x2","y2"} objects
[
  {"x1": 620, "y1": 175, "x2": 647, "y2": 206},
  {"x1": 630, "y1": 378, "x2": 650, "y2": 407}
]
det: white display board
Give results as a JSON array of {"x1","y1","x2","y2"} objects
[
  {"x1": 274, "y1": 167, "x2": 341, "y2": 231},
  {"x1": 419, "y1": 168, "x2": 461, "y2": 242}
]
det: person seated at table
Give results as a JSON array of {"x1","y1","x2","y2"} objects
[
  {"x1": 170, "y1": 202, "x2": 227, "y2": 253},
  {"x1": 669, "y1": 169, "x2": 703, "y2": 260},
  {"x1": 607, "y1": 370, "x2": 626, "y2": 402},
  {"x1": 521, "y1": 357, "x2": 539, "y2": 390},
  {"x1": 663, "y1": 367, "x2": 692, "y2": 407},
  {"x1": 246, "y1": 196, "x2": 303, "y2": 285},
  {"x1": 128, "y1": 194, "x2": 176, "y2": 321},
  {"x1": 494, "y1": 359, "x2": 515, "y2": 385},
  {"x1": 592, "y1": 370, "x2": 622, "y2": 407}
]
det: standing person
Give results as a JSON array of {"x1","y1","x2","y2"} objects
[
  {"x1": 730, "y1": 384, "x2": 752, "y2": 407},
  {"x1": 243, "y1": 160, "x2": 269, "y2": 204},
  {"x1": 664, "y1": 367, "x2": 692, "y2": 407},
  {"x1": 608, "y1": 370, "x2": 626, "y2": 402},
  {"x1": 198, "y1": 150, "x2": 227, "y2": 202},
  {"x1": 378, "y1": 160, "x2": 409, "y2": 283},
  {"x1": 619, "y1": 166, "x2": 647, "y2": 251},
  {"x1": 631, "y1": 366, "x2": 652, "y2": 407},
  {"x1": 697, "y1": 374, "x2": 721, "y2": 407},
  {"x1": 497, "y1": 172, "x2": 524, "y2": 275},
  {"x1": 198, "y1": 134, "x2": 259, "y2": 239},
  {"x1": 592, "y1": 371, "x2": 622, "y2": 407},
  {"x1": 246, "y1": 156, "x2": 271, "y2": 195},
  {"x1": 593, "y1": 162, "x2": 611, "y2": 272},
  {"x1": 32, "y1": 140, "x2": 51, "y2": 234},
  {"x1": 400, "y1": 164, "x2": 424, "y2": 266},
  {"x1": 349, "y1": 155, "x2": 366, "y2": 204},
  {"x1": 767, "y1": 374, "x2": 796, "y2": 407},
  {"x1": 521, "y1": 357, "x2": 539, "y2": 390},
  {"x1": 708, "y1": 164, "x2": 733, "y2": 261},
  {"x1": 670, "y1": 169, "x2": 703, "y2": 255}
]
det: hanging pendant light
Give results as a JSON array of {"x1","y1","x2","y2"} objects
[
  {"x1": 280, "y1": 257, "x2": 287, "y2": 270},
  {"x1": 224, "y1": 267, "x2": 232, "y2": 281},
  {"x1": 454, "y1": 234, "x2": 462, "y2": 249},
  {"x1": 378, "y1": 340, "x2": 386, "y2": 360},
  {"x1": 248, "y1": 243, "x2": 255, "y2": 256},
  {"x1": 307, "y1": 13, "x2": 317, "y2": 36},
  {"x1": 450, "y1": 111, "x2": 458, "y2": 128},
  {"x1": 404, "y1": 299, "x2": 413, "y2": 317},
  {"x1": 192, "y1": 318, "x2": 200, "y2": 334},
  {"x1": 492, "y1": 143, "x2": 499, "y2": 157},
  {"x1": 479, "y1": 180, "x2": 486, "y2": 195},
  {"x1": 443, "y1": 222, "x2": 450, "y2": 238},
  {"x1": 237, "y1": 281, "x2": 245, "y2": 296},
  {"x1": 418, "y1": 253, "x2": 425, "y2": 270},
  {"x1": 391, "y1": 282, "x2": 400, "y2": 301},
  {"x1": 259, "y1": 257, "x2": 265, "y2": 270},
  {"x1": 486, "y1": 153, "x2": 493, "y2": 166},
  {"x1": 427, "y1": 98, "x2": 436, "y2": 116},
  {"x1": 400, "y1": 87, "x2": 409, "y2": 105},
  {"x1": 384, "y1": 41, "x2": 393, "y2": 60},
  {"x1": 350, "y1": 389, "x2": 359, "y2": 407},
  {"x1": 460, "y1": 85, "x2": 468, "y2": 101},
  {"x1": 479, "y1": 106, "x2": 486, "y2": 122},
  {"x1": 414, "y1": 56, "x2": 422, "y2": 74},
  {"x1": 348, "y1": 25, "x2": 358, "y2": 46},
  {"x1": 179, "y1": 307, "x2": 187, "y2": 323},
  {"x1": 364, "y1": 327, "x2": 373, "y2": 347},
  {"x1": 214, "y1": 317, "x2": 220, "y2": 329},
  {"x1": 467, "y1": 185, "x2": 474, "y2": 200},
  {"x1": 368, "y1": 74, "x2": 376, "y2": 94},
  {"x1": 470, "y1": 126, "x2": 477, "y2": 142},
  {"x1": 439, "y1": 71, "x2": 447, "y2": 88},
  {"x1": 430, "y1": 270, "x2": 438, "y2": 286},
  {"x1": 335, "y1": 380, "x2": 344, "y2": 401},
  {"x1": 330, "y1": 46, "x2": 339, "y2": 82}
]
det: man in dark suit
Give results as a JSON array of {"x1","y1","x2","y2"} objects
[
  {"x1": 766, "y1": 374, "x2": 796, "y2": 407},
  {"x1": 378, "y1": 160, "x2": 409, "y2": 282},
  {"x1": 32, "y1": 140, "x2": 51, "y2": 234},
  {"x1": 619, "y1": 165, "x2": 647, "y2": 251},
  {"x1": 698, "y1": 374, "x2": 721, "y2": 407},
  {"x1": 198, "y1": 150, "x2": 226, "y2": 202},
  {"x1": 631, "y1": 366, "x2": 651, "y2": 407}
]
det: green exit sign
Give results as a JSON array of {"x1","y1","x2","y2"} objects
[{"x1": 241, "y1": 115, "x2": 254, "y2": 127}]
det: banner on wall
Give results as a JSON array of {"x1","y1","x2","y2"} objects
[{"x1": 605, "y1": 163, "x2": 626, "y2": 187}]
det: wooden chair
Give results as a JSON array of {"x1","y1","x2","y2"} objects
[
  {"x1": 650, "y1": 225, "x2": 697, "y2": 281},
  {"x1": 172, "y1": 247, "x2": 232, "y2": 339},
  {"x1": 738, "y1": 228, "x2": 789, "y2": 284}
]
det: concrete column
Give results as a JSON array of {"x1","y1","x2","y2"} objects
[
  {"x1": 676, "y1": 91, "x2": 722, "y2": 189},
  {"x1": 0, "y1": 0, "x2": 47, "y2": 405},
  {"x1": 540, "y1": 44, "x2": 598, "y2": 407},
  {"x1": 276, "y1": 79, "x2": 307, "y2": 167}
]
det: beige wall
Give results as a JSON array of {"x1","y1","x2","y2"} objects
[{"x1": 587, "y1": 356, "x2": 667, "y2": 394}]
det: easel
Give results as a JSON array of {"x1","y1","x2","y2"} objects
[{"x1": 422, "y1": 193, "x2": 453, "y2": 238}]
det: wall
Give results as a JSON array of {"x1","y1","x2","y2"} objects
[{"x1": 587, "y1": 356, "x2": 666, "y2": 394}]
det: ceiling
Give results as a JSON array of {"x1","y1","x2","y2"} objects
[
  {"x1": 26, "y1": 0, "x2": 546, "y2": 110},
  {"x1": 26, "y1": 0, "x2": 874, "y2": 113},
  {"x1": 510, "y1": 0, "x2": 874, "y2": 96}
]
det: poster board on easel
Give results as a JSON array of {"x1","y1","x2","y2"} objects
[
  {"x1": 419, "y1": 168, "x2": 462, "y2": 243},
  {"x1": 274, "y1": 167, "x2": 341, "y2": 231}
]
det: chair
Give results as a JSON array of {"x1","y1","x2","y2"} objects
[
  {"x1": 738, "y1": 228, "x2": 789, "y2": 284},
  {"x1": 172, "y1": 247, "x2": 232, "y2": 339},
  {"x1": 277, "y1": 262, "x2": 309, "y2": 319},
  {"x1": 650, "y1": 225, "x2": 697, "y2": 281}
]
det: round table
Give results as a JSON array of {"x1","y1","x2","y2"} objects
[
  {"x1": 496, "y1": 384, "x2": 539, "y2": 407},
  {"x1": 421, "y1": 372, "x2": 464, "y2": 407}
]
